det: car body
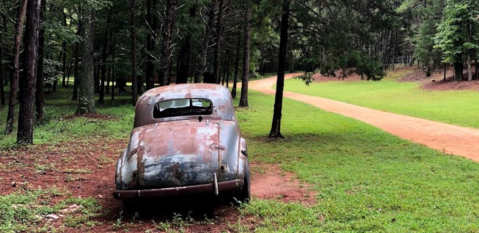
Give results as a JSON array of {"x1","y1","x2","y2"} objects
[{"x1": 113, "y1": 84, "x2": 250, "y2": 206}]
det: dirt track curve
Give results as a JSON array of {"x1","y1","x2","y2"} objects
[{"x1": 249, "y1": 74, "x2": 479, "y2": 162}]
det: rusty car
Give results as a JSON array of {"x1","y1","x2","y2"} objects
[{"x1": 113, "y1": 84, "x2": 250, "y2": 208}]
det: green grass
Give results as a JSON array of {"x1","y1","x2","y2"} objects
[
  {"x1": 0, "y1": 86, "x2": 134, "y2": 149},
  {"x1": 0, "y1": 187, "x2": 101, "y2": 232},
  {"x1": 233, "y1": 91, "x2": 479, "y2": 232},
  {"x1": 2, "y1": 84, "x2": 479, "y2": 231},
  {"x1": 283, "y1": 71, "x2": 479, "y2": 129}
]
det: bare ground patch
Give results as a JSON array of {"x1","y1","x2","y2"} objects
[
  {"x1": 250, "y1": 162, "x2": 316, "y2": 205},
  {"x1": 0, "y1": 141, "x2": 315, "y2": 232}
]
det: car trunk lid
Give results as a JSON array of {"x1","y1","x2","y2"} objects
[{"x1": 135, "y1": 121, "x2": 221, "y2": 189}]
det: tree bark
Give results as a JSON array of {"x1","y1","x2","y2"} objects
[
  {"x1": 111, "y1": 36, "x2": 115, "y2": 101},
  {"x1": 454, "y1": 52, "x2": 463, "y2": 81},
  {"x1": 176, "y1": 4, "x2": 197, "y2": 84},
  {"x1": 77, "y1": 9, "x2": 96, "y2": 114},
  {"x1": 17, "y1": 0, "x2": 41, "y2": 144},
  {"x1": 130, "y1": 0, "x2": 138, "y2": 105},
  {"x1": 239, "y1": 0, "x2": 251, "y2": 107},
  {"x1": 476, "y1": 59, "x2": 478, "y2": 80},
  {"x1": 212, "y1": 0, "x2": 224, "y2": 84},
  {"x1": 6, "y1": 0, "x2": 28, "y2": 135},
  {"x1": 61, "y1": 10, "x2": 67, "y2": 87},
  {"x1": 99, "y1": 9, "x2": 111, "y2": 104},
  {"x1": 72, "y1": 19, "x2": 81, "y2": 100},
  {"x1": 160, "y1": 0, "x2": 178, "y2": 86},
  {"x1": 231, "y1": 26, "x2": 241, "y2": 98},
  {"x1": 194, "y1": 0, "x2": 216, "y2": 83},
  {"x1": 145, "y1": 0, "x2": 156, "y2": 89},
  {"x1": 0, "y1": 9, "x2": 6, "y2": 106},
  {"x1": 269, "y1": 0, "x2": 290, "y2": 138},
  {"x1": 467, "y1": 53, "x2": 472, "y2": 81},
  {"x1": 35, "y1": 0, "x2": 46, "y2": 121}
]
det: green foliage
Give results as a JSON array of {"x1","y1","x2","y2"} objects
[{"x1": 435, "y1": 0, "x2": 479, "y2": 63}]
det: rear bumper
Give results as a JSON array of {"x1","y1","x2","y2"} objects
[{"x1": 113, "y1": 179, "x2": 244, "y2": 200}]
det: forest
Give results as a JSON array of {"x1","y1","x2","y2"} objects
[
  {"x1": 0, "y1": 0, "x2": 479, "y2": 144},
  {"x1": 3, "y1": 1, "x2": 479, "y2": 232}
]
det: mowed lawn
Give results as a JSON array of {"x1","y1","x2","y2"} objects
[
  {"x1": 1, "y1": 87, "x2": 479, "y2": 232},
  {"x1": 234, "y1": 91, "x2": 479, "y2": 232},
  {"x1": 283, "y1": 72, "x2": 479, "y2": 129}
]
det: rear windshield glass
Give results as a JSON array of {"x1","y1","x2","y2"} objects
[{"x1": 153, "y1": 98, "x2": 213, "y2": 118}]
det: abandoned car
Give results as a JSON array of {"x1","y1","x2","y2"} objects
[{"x1": 113, "y1": 84, "x2": 250, "y2": 207}]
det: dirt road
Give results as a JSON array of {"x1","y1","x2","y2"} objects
[{"x1": 250, "y1": 74, "x2": 479, "y2": 162}]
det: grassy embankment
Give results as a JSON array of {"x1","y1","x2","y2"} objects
[
  {"x1": 1, "y1": 85, "x2": 479, "y2": 231},
  {"x1": 283, "y1": 69, "x2": 479, "y2": 129}
]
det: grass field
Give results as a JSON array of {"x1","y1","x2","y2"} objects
[
  {"x1": 1, "y1": 85, "x2": 479, "y2": 232},
  {"x1": 234, "y1": 91, "x2": 479, "y2": 232},
  {"x1": 283, "y1": 70, "x2": 479, "y2": 129}
]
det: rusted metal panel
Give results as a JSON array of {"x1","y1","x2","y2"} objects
[{"x1": 114, "y1": 179, "x2": 244, "y2": 199}]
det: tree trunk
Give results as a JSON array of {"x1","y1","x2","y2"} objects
[
  {"x1": 77, "y1": 9, "x2": 96, "y2": 114},
  {"x1": 467, "y1": 53, "x2": 472, "y2": 81},
  {"x1": 130, "y1": 0, "x2": 138, "y2": 105},
  {"x1": 66, "y1": 57, "x2": 72, "y2": 87},
  {"x1": 269, "y1": 0, "x2": 290, "y2": 138},
  {"x1": 145, "y1": 0, "x2": 156, "y2": 89},
  {"x1": 444, "y1": 63, "x2": 447, "y2": 82},
  {"x1": 160, "y1": 0, "x2": 178, "y2": 86},
  {"x1": 212, "y1": 0, "x2": 224, "y2": 84},
  {"x1": 176, "y1": 4, "x2": 197, "y2": 84},
  {"x1": 225, "y1": 51, "x2": 230, "y2": 88},
  {"x1": 454, "y1": 50, "x2": 463, "y2": 82},
  {"x1": 61, "y1": 10, "x2": 67, "y2": 87},
  {"x1": 0, "y1": 10, "x2": 6, "y2": 106},
  {"x1": 17, "y1": 0, "x2": 41, "y2": 144},
  {"x1": 239, "y1": 0, "x2": 251, "y2": 107},
  {"x1": 194, "y1": 0, "x2": 216, "y2": 83},
  {"x1": 35, "y1": 0, "x2": 46, "y2": 121},
  {"x1": 72, "y1": 20, "x2": 81, "y2": 100},
  {"x1": 476, "y1": 59, "x2": 478, "y2": 80},
  {"x1": 111, "y1": 37, "x2": 115, "y2": 101},
  {"x1": 231, "y1": 26, "x2": 241, "y2": 98},
  {"x1": 99, "y1": 9, "x2": 111, "y2": 104},
  {"x1": 392, "y1": 30, "x2": 397, "y2": 70},
  {"x1": 6, "y1": 0, "x2": 28, "y2": 135}
]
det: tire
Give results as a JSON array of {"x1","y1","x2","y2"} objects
[
  {"x1": 235, "y1": 162, "x2": 251, "y2": 204},
  {"x1": 122, "y1": 199, "x2": 136, "y2": 213}
]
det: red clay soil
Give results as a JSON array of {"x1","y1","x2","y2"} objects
[
  {"x1": 398, "y1": 65, "x2": 479, "y2": 91},
  {"x1": 0, "y1": 139, "x2": 313, "y2": 232},
  {"x1": 250, "y1": 73, "x2": 479, "y2": 162},
  {"x1": 250, "y1": 163, "x2": 316, "y2": 205}
]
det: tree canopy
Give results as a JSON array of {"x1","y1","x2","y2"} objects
[{"x1": 2, "y1": 0, "x2": 479, "y2": 143}]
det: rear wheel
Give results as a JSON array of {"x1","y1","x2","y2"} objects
[
  {"x1": 122, "y1": 199, "x2": 136, "y2": 213},
  {"x1": 234, "y1": 163, "x2": 251, "y2": 204}
]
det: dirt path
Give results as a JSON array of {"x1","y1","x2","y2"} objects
[{"x1": 250, "y1": 74, "x2": 479, "y2": 162}]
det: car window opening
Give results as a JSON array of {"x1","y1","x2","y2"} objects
[{"x1": 153, "y1": 98, "x2": 213, "y2": 118}]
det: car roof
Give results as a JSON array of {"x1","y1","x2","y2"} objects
[{"x1": 134, "y1": 84, "x2": 236, "y2": 128}]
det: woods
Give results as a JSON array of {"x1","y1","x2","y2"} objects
[{"x1": 1, "y1": 0, "x2": 479, "y2": 144}]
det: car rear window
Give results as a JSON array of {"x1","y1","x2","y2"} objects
[{"x1": 153, "y1": 98, "x2": 213, "y2": 118}]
